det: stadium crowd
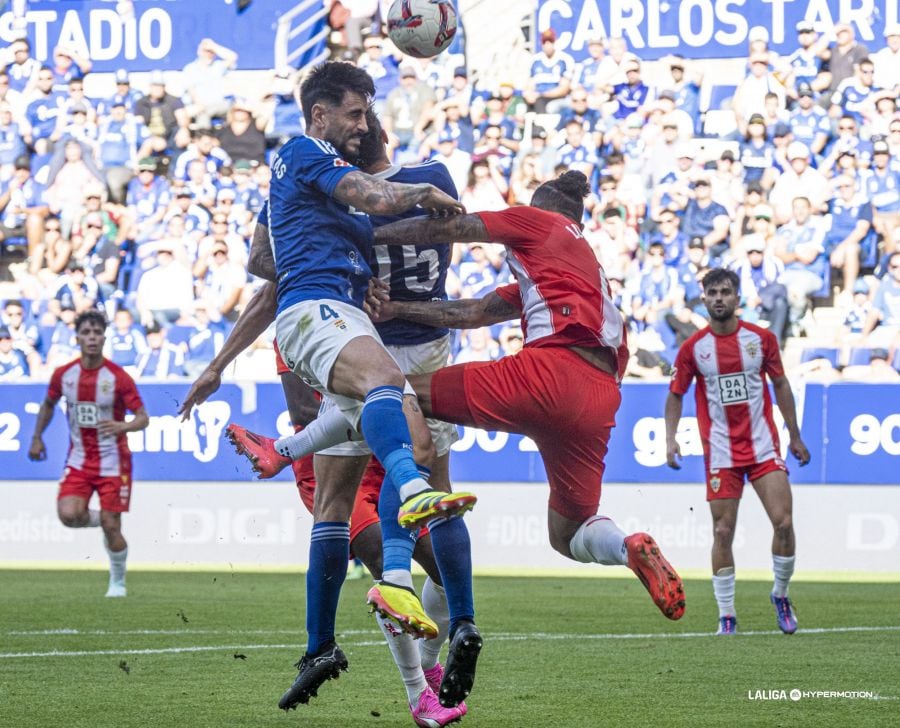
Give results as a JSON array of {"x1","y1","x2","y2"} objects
[{"x1": 0, "y1": 8, "x2": 899, "y2": 383}]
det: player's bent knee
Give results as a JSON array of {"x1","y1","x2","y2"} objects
[{"x1": 713, "y1": 521, "x2": 736, "y2": 546}]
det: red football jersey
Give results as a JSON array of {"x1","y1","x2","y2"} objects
[
  {"x1": 479, "y1": 207, "x2": 627, "y2": 378},
  {"x1": 47, "y1": 358, "x2": 144, "y2": 477},
  {"x1": 669, "y1": 321, "x2": 784, "y2": 469}
]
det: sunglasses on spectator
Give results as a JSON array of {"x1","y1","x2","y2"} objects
[{"x1": 755, "y1": 214, "x2": 771, "y2": 220}]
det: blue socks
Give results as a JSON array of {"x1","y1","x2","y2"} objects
[
  {"x1": 428, "y1": 515, "x2": 475, "y2": 634},
  {"x1": 379, "y1": 469, "x2": 417, "y2": 582},
  {"x1": 306, "y1": 521, "x2": 350, "y2": 654},
  {"x1": 360, "y1": 386, "x2": 421, "y2": 492}
]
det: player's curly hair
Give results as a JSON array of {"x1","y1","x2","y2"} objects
[
  {"x1": 356, "y1": 108, "x2": 387, "y2": 170},
  {"x1": 74, "y1": 309, "x2": 107, "y2": 332},
  {"x1": 300, "y1": 61, "x2": 375, "y2": 126},
  {"x1": 531, "y1": 171, "x2": 590, "y2": 223},
  {"x1": 701, "y1": 267, "x2": 741, "y2": 294}
]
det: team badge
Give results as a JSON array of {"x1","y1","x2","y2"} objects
[
  {"x1": 333, "y1": 158, "x2": 352, "y2": 168},
  {"x1": 710, "y1": 475, "x2": 721, "y2": 493},
  {"x1": 100, "y1": 380, "x2": 113, "y2": 395},
  {"x1": 745, "y1": 340, "x2": 759, "y2": 359}
]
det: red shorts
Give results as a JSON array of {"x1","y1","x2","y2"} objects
[
  {"x1": 706, "y1": 458, "x2": 788, "y2": 501},
  {"x1": 431, "y1": 347, "x2": 621, "y2": 522},
  {"x1": 58, "y1": 466, "x2": 132, "y2": 513},
  {"x1": 294, "y1": 454, "x2": 385, "y2": 544},
  {"x1": 274, "y1": 340, "x2": 290, "y2": 375}
]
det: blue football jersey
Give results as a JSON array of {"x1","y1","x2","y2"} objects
[
  {"x1": 369, "y1": 160, "x2": 456, "y2": 346},
  {"x1": 269, "y1": 135, "x2": 374, "y2": 314}
]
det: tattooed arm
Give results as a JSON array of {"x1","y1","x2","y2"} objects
[
  {"x1": 372, "y1": 214, "x2": 490, "y2": 246},
  {"x1": 247, "y1": 220, "x2": 276, "y2": 281},
  {"x1": 373, "y1": 290, "x2": 519, "y2": 329},
  {"x1": 333, "y1": 170, "x2": 465, "y2": 216}
]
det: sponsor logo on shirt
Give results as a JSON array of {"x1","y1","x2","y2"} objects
[{"x1": 717, "y1": 373, "x2": 749, "y2": 404}]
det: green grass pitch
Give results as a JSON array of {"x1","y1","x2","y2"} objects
[{"x1": 2, "y1": 570, "x2": 898, "y2": 727}]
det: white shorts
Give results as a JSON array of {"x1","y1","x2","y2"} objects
[
  {"x1": 276, "y1": 299, "x2": 385, "y2": 428},
  {"x1": 320, "y1": 334, "x2": 459, "y2": 458}
]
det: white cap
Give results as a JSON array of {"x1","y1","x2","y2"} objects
[
  {"x1": 787, "y1": 141, "x2": 810, "y2": 161},
  {"x1": 884, "y1": 23, "x2": 900, "y2": 37},
  {"x1": 748, "y1": 26, "x2": 769, "y2": 43}
]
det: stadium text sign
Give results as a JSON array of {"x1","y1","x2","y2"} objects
[
  {"x1": 534, "y1": 0, "x2": 897, "y2": 60},
  {"x1": 1, "y1": 381, "x2": 897, "y2": 485},
  {"x1": 0, "y1": 0, "x2": 327, "y2": 72}
]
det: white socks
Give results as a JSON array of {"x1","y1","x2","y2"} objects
[
  {"x1": 274, "y1": 406, "x2": 362, "y2": 460},
  {"x1": 398, "y1": 477, "x2": 431, "y2": 502},
  {"x1": 419, "y1": 578, "x2": 449, "y2": 671},
  {"x1": 772, "y1": 554, "x2": 795, "y2": 598},
  {"x1": 105, "y1": 540, "x2": 128, "y2": 586},
  {"x1": 374, "y1": 611, "x2": 428, "y2": 703},
  {"x1": 382, "y1": 569, "x2": 414, "y2": 590},
  {"x1": 712, "y1": 566, "x2": 736, "y2": 617},
  {"x1": 568, "y1": 516, "x2": 627, "y2": 565}
]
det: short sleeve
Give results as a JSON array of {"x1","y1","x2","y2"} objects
[
  {"x1": 494, "y1": 283, "x2": 522, "y2": 311},
  {"x1": 47, "y1": 366, "x2": 64, "y2": 402},
  {"x1": 116, "y1": 368, "x2": 144, "y2": 413},
  {"x1": 477, "y1": 207, "x2": 553, "y2": 249},
  {"x1": 291, "y1": 136, "x2": 360, "y2": 198},
  {"x1": 761, "y1": 330, "x2": 785, "y2": 379},
  {"x1": 257, "y1": 199, "x2": 268, "y2": 228},
  {"x1": 669, "y1": 341, "x2": 696, "y2": 395}
]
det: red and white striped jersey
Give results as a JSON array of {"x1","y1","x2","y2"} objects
[
  {"x1": 47, "y1": 358, "x2": 144, "y2": 478},
  {"x1": 670, "y1": 321, "x2": 784, "y2": 469},
  {"x1": 478, "y1": 207, "x2": 628, "y2": 380}
]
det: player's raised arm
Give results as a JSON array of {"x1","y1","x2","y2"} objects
[
  {"x1": 333, "y1": 171, "x2": 465, "y2": 217},
  {"x1": 179, "y1": 281, "x2": 278, "y2": 420},
  {"x1": 373, "y1": 213, "x2": 489, "y2": 247}
]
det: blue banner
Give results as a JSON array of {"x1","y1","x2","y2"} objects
[
  {"x1": 0, "y1": 0, "x2": 328, "y2": 72},
  {"x1": 2, "y1": 381, "x2": 897, "y2": 484},
  {"x1": 534, "y1": 1, "x2": 896, "y2": 61}
]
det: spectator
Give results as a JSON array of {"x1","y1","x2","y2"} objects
[
  {"x1": 194, "y1": 239, "x2": 247, "y2": 322},
  {"x1": 136, "y1": 242, "x2": 195, "y2": 328},
  {"x1": 48, "y1": 44, "x2": 91, "y2": 95},
  {"x1": 432, "y1": 130, "x2": 471, "y2": 198},
  {"x1": 739, "y1": 113, "x2": 777, "y2": 188},
  {"x1": 133, "y1": 71, "x2": 191, "y2": 155},
  {"x1": 788, "y1": 82, "x2": 830, "y2": 157},
  {"x1": 665, "y1": 56, "x2": 703, "y2": 134},
  {"x1": 172, "y1": 128, "x2": 231, "y2": 181},
  {"x1": 556, "y1": 89, "x2": 601, "y2": 137},
  {"x1": 60, "y1": 76, "x2": 97, "y2": 125},
  {"x1": 474, "y1": 94, "x2": 520, "y2": 152},
  {"x1": 770, "y1": 141, "x2": 829, "y2": 224},
  {"x1": 864, "y1": 140, "x2": 900, "y2": 253},
  {"x1": 49, "y1": 261, "x2": 99, "y2": 317},
  {"x1": 97, "y1": 69, "x2": 142, "y2": 116},
  {"x1": 73, "y1": 212, "x2": 120, "y2": 301},
  {"x1": 134, "y1": 323, "x2": 185, "y2": 379},
  {"x1": 2, "y1": 298, "x2": 40, "y2": 371},
  {"x1": 0, "y1": 325, "x2": 28, "y2": 379},
  {"x1": 555, "y1": 119, "x2": 598, "y2": 181},
  {"x1": 460, "y1": 159, "x2": 507, "y2": 212},
  {"x1": 457, "y1": 242, "x2": 505, "y2": 299},
  {"x1": 27, "y1": 215, "x2": 71, "y2": 286},
  {"x1": 675, "y1": 236, "x2": 709, "y2": 314},
  {"x1": 454, "y1": 326, "x2": 499, "y2": 363},
  {"x1": 842, "y1": 347, "x2": 900, "y2": 382},
  {"x1": 181, "y1": 37, "x2": 239, "y2": 127},
  {"x1": 678, "y1": 177, "x2": 731, "y2": 263},
  {"x1": 775, "y1": 196, "x2": 828, "y2": 331},
  {"x1": 382, "y1": 65, "x2": 436, "y2": 163},
  {"x1": 824, "y1": 23, "x2": 869, "y2": 94},
  {"x1": 508, "y1": 152, "x2": 544, "y2": 207},
  {"x1": 841, "y1": 278, "x2": 871, "y2": 339},
  {"x1": 607, "y1": 59, "x2": 651, "y2": 121},
  {"x1": 44, "y1": 140, "x2": 105, "y2": 236},
  {"x1": 585, "y1": 205, "x2": 638, "y2": 275},
  {"x1": 645, "y1": 122, "x2": 686, "y2": 189},
  {"x1": 733, "y1": 52, "x2": 786, "y2": 128},
  {"x1": 195, "y1": 211, "x2": 247, "y2": 270},
  {"x1": 105, "y1": 307, "x2": 148, "y2": 370},
  {"x1": 265, "y1": 67, "x2": 305, "y2": 146},
  {"x1": 871, "y1": 24, "x2": 900, "y2": 94},
  {"x1": 571, "y1": 37, "x2": 610, "y2": 106},
  {"x1": 97, "y1": 100, "x2": 148, "y2": 203},
  {"x1": 648, "y1": 209, "x2": 689, "y2": 268},
  {"x1": 732, "y1": 233, "x2": 789, "y2": 345},
  {"x1": 182, "y1": 300, "x2": 225, "y2": 377},
  {"x1": 356, "y1": 34, "x2": 400, "y2": 116},
  {"x1": 0, "y1": 101, "x2": 26, "y2": 176},
  {"x1": 23, "y1": 66, "x2": 63, "y2": 154},
  {"x1": 860, "y1": 251, "x2": 900, "y2": 348},
  {"x1": 829, "y1": 57, "x2": 880, "y2": 128},
  {"x1": 522, "y1": 28, "x2": 574, "y2": 113},
  {"x1": 825, "y1": 174, "x2": 874, "y2": 300},
  {"x1": 783, "y1": 20, "x2": 831, "y2": 97},
  {"x1": 710, "y1": 150, "x2": 744, "y2": 217},
  {"x1": 342, "y1": 0, "x2": 379, "y2": 52},
  {"x1": 631, "y1": 240, "x2": 684, "y2": 330},
  {"x1": 0, "y1": 154, "x2": 47, "y2": 258},
  {"x1": 498, "y1": 325, "x2": 524, "y2": 358},
  {"x1": 124, "y1": 157, "x2": 170, "y2": 244},
  {"x1": 218, "y1": 98, "x2": 267, "y2": 165},
  {"x1": 2, "y1": 37, "x2": 40, "y2": 97}
]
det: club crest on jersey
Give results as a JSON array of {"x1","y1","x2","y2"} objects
[
  {"x1": 710, "y1": 475, "x2": 721, "y2": 493},
  {"x1": 100, "y1": 380, "x2": 113, "y2": 395},
  {"x1": 333, "y1": 158, "x2": 352, "y2": 168},
  {"x1": 745, "y1": 340, "x2": 759, "y2": 359}
]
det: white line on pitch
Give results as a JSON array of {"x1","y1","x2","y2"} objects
[{"x1": 2, "y1": 625, "x2": 899, "y2": 659}]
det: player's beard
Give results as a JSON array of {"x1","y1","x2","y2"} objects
[{"x1": 708, "y1": 304, "x2": 736, "y2": 322}]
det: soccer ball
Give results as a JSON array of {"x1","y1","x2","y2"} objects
[{"x1": 387, "y1": 0, "x2": 458, "y2": 59}]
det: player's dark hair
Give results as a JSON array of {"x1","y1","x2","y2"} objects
[
  {"x1": 531, "y1": 171, "x2": 589, "y2": 223},
  {"x1": 75, "y1": 310, "x2": 107, "y2": 332},
  {"x1": 356, "y1": 108, "x2": 388, "y2": 170},
  {"x1": 300, "y1": 61, "x2": 375, "y2": 126},
  {"x1": 701, "y1": 267, "x2": 740, "y2": 294}
]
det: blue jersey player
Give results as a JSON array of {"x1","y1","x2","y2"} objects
[{"x1": 215, "y1": 63, "x2": 478, "y2": 715}]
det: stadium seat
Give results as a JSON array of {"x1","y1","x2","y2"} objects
[
  {"x1": 800, "y1": 347, "x2": 839, "y2": 366},
  {"x1": 848, "y1": 347, "x2": 872, "y2": 366}
]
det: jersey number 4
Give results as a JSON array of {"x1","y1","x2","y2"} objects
[{"x1": 320, "y1": 304, "x2": 340, "y2": 320}]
